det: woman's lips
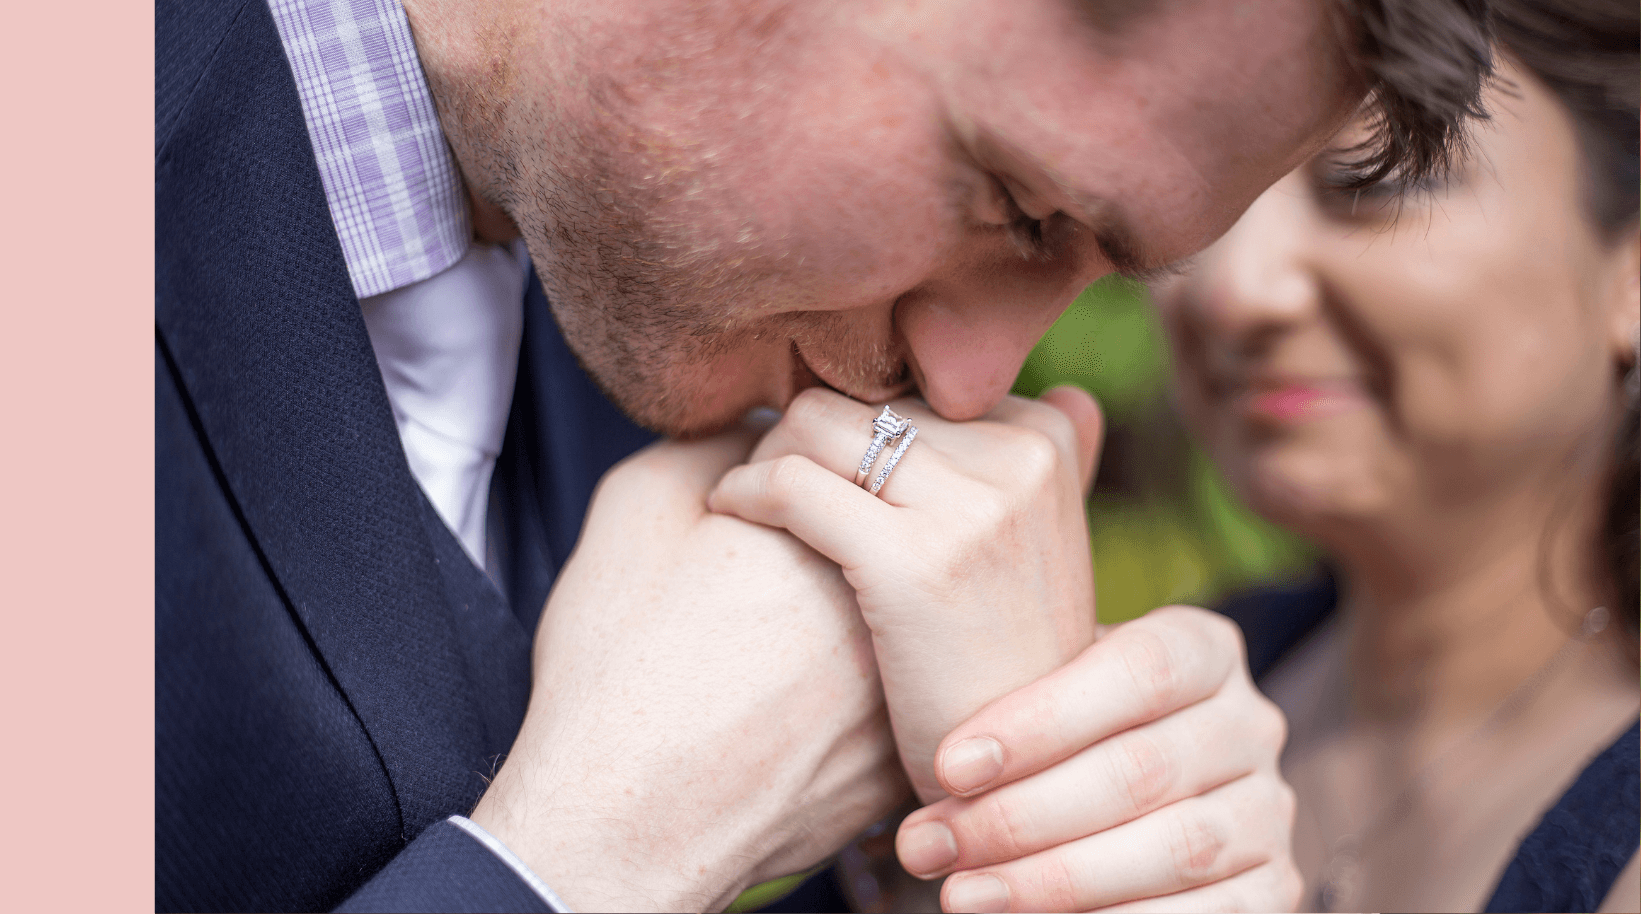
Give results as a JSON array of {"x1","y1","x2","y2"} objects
[{"x1": 1238, "y1": 379, "x2": 1366, "y2": 424}]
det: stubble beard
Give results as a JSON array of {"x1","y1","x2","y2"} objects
[
  {"x1": 496, "y1": 122, "x2": 909, "y2": 437},
  {"x1": 531, "y1": 197, "x2": 909, "y2": 438},
  {"x1": 431, "y1": 22, "x2": 907, "y2": 437}
]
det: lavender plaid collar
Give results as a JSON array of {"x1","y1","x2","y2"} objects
[{"x1": 268, "y1": 0, "x2": 471, "y2": 299}]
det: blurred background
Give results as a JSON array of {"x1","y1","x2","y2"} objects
[{"x1": 1011, "y1": 277, "x2": 1317, "y2": 624}]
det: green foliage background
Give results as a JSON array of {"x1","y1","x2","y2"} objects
[{"x1": 1012, "y1": 277, "x2": 1316, "y2": 623}]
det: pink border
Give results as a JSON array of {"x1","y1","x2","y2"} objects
[{"x1": 3, "y1": 1, "x2": 156, "y2": 909}]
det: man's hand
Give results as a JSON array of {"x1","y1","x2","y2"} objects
[
  {"x1": 470, "y1": 429, "x2": 908, "y2": 913},
  {"x1": 896, "y1": 606, "x2": 1302, "y2": 913},
  {"x1": 708, "y1": 386, "x2": 1104, "y2": 803}
]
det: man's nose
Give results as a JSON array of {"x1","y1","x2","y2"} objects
[
  {"x1": 898, "y1": 259, "x2": 1095, "y2": 421},
  {"x1": 1194, "y1": 179, "x2": 1322, "y2": 341}
]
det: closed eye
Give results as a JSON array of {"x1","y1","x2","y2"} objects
[
  {"x1": 994, "y1": 176, "x2": 1053, "y2": 260},
  {"x1": 1007, "y1": 211, "x2": 1050, "y2": 260}
]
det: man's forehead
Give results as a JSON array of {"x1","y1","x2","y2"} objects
[{"x1": 928, "y1": 0, "x2": 1355, "y2": 274}]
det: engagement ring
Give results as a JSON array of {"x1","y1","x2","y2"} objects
[{"x1": 855, "y1": 407, "x2": 910, "y2": 487}]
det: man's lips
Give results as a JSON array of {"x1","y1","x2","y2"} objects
[{"x1": 788, "y1": 340, "x2": 913, "y2": 405}]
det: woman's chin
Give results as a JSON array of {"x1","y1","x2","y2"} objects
[{"x1": 1227, "y1": 442, "x2": 1394, "y2": 536}]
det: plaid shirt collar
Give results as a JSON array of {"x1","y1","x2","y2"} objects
[{"x1": 267, "y1": 0, "x2": 471, "y2": 299}]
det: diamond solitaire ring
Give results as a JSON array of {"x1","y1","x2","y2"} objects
[{"x1": 855, "y1": 407, "x2": 910, "y2": 487}]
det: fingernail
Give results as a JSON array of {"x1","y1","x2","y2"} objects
[
  {"x1": 945, "y1": 873, "x2": 1009, "y2": 913},
  {"x1": 897, "y1": 820, "x2": 958, "y2": 877},
  {"x1": 942, "y1": 737, "x2": 1004, "y2": 794}
]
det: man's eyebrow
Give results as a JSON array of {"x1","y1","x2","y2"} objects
[
  {"x1": 1076, "y1": 0, "x2": 1159, "y2": 34},
  {"x1": 1117, "y1": 252, "x2": 1196, "y2": 284},
  {"x1": 1084, "y1": 199, "x2": 1186, "y2": 282}
]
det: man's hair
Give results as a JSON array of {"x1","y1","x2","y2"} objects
[{"x1": 1331, "y1": 0, "x2": 1494, "y2": 188}]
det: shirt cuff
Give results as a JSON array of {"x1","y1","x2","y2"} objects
[{"x1": 448, "y1": 815, "x2": 575, "y2": 913}]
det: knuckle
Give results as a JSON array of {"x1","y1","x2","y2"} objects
[
  {"x1": 1212, "y1": 883, "x2": 1247, "y2": 914},
  {"x1": 594, "y1": 451, "x2": 668, "y2": 509},
  {"x1": 1274, "y1": 779, "x2": 1299, "y2": 834},
  {"x1": 970, "y1": 793, "x2": 1037, "y2": 861},
  {"x1": 603, "y1": 448, "x2": 656, "y2": 487},
  {"x1": 1162, "y1": 603, "x2": 1239, "y2": 652},
  {"x1": 952, "y1": 481, "x2": 1014, "y2": 536},
  {"x1": 1027, "y1": 398, "x2": 1080, "y2": 453},
  {"x1": 1259, "y1": 695, "x2": 1290, "y2": 754},
  {"x1": 1002, "y1": 425, "x2": 1062, "y2": 489},
  {"x1": 1036, "y1": 850, "x2": 1084, "y2": 912},
  {"x1": 1174, "y1": 604, "x2": 1246, "y2": 672},
  {"x1": 1040, "y1": 398, "x2": 1078, "y2": 441},
  {"x1": 1118, "y1": 628, "x2": 1182, "y2": 719},
  {"x1": 765, "y1": 455, "x2": 813, "y2": 502},
  {"x1": 1241, "y1": 774, "x2": 1297, "y2": 849},
  {"x1": 1209, "y1": 610, "x2": 1249, "y2": 661},
  {"x1": 1279, "y1": 860, "x2": 1306, "y2": 910},
  {"x1": 1001, "y1": 847, "x2": 1081, "y2": 913},
  {"x1": 1150, "y1": 602, "x2": 1206, "y2": 625},
  {"x1": 785, "y1": 385, "x2": 836, "y2": 424},
  {"x1": 1113, "y1": 731, "x2": 1176, "y2": 812},
  {"x1": 1165, "y1": 806, "x2": 1227, "y2": 883}
]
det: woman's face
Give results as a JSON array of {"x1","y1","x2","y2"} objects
[{"x1": 1152, "y1": 59, "x2": 1639, "y2": 541}]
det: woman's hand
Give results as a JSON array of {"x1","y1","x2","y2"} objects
[
  {"x1": 708, "y1": 385, "x2": 1104, "y2": 803},
  {"x1": 897, "y1": 606, "x2": 1302, "y2": 913}
]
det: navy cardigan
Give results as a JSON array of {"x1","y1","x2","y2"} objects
[{"x1": 1219, "y1": 575, "x2": 1640, "y2": 913}]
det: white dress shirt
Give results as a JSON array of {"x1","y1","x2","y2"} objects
[{"x1": 359, "y1": 240, "x2": 529, "y2": 569}]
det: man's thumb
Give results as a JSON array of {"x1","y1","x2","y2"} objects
[{"x1": 1037, "y1": 384, "x2": 1104, "y2": 496}]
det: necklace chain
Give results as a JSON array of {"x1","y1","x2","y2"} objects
[{"x1": 1314, "y1": 606, "x2": 1610, "y2": 912}]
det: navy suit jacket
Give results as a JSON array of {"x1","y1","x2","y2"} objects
[{"x1": 155, "y1": 0, "x2": 658, "y2": 908}]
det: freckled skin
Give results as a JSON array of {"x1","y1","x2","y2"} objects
[{"x1": 408, "y1": 0, "x2": 1361, "y2": 435}]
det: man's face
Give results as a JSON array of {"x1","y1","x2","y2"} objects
[{"x1": 428, "y1": 0, "x2": 1360, "y2": 435}]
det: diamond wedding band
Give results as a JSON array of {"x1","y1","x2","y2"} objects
[
  {"x1": 868, "y1": 425, "x2": 917, "y2": 495},
  {"x1": 855, "y1": 406, "x2": 918, "y2": 497}
]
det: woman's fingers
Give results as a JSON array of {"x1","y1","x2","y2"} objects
[
  {"x1": 746, "y1": 388, "x2": 946, "y2": 505},
  {"x1": 897, "y1": 676, "x2": 1284, "y2": 877},
  {"x1": 1086, "y1": 861, "x2": 1305, "y2": 913},
  {"x1": 745, "y1": 387, "x2": 1099, "y2": 505},
  {"x1": 935, "y1": 773, "x2": 1298, "y2": 913},
  {"x1": 707, "y1": 453, "x2": 896, "y2": 571},
  {"x1": 749, "y1": 387, "x2": 878, "y2": 473},
  {"x1": 926, "y1": 606, "x2": 1244, "y2": 798}
]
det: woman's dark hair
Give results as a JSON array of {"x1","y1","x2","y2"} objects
[{"x1": 1494, "y1": 0, "x2": 1639, "y2": 635}]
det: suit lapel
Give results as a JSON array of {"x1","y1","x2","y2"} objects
[{"x1": 156, "y1": 0, "x2": 486, "y2": 837}]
